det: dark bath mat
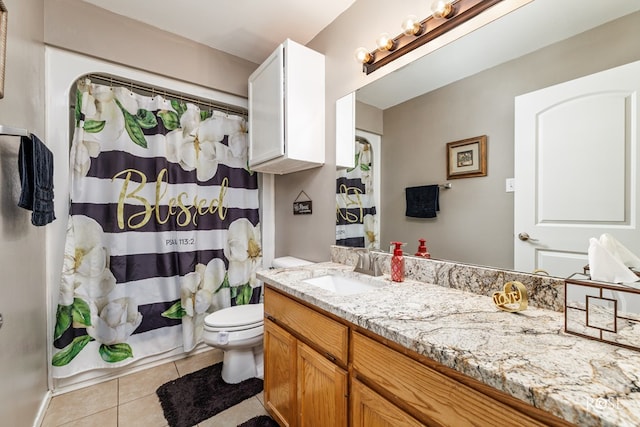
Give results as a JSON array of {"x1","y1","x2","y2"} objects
[
  {"x1": 238, "y1": 415, "x2": 279, "y2": 427},
  {"x1": 156, "y1": 362, "x2": 263, "y2": 427}
]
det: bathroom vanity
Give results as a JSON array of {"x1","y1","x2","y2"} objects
[{"x1": 258, "y1": 259, "x2": 640, "y2": 427}]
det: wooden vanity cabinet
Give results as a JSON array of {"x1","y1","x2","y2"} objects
[
  {"x1": 352, "y1": 331, "x2": 554, "y2": 427},
  {"x1": 264, "y1": 319, "x2": 297, "y2": 426},
  {"x1": 264, "y1": 287, "x2": 348, "y2": 427},
  {"x1": 264, "y1": 285, "x2": 572, "y2": 427}
]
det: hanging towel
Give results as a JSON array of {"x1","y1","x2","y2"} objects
[
  {"x1": 18, "y1": 133, "x2": 56, "y2": 226},
  {"x1": 405, "y1": 185, "x2": 439, "y2": 218}
]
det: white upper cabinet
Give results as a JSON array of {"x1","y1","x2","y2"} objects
[
  {"x1": 335, "y1": 92, "x2": 355, "y2": 169},
  {"x1": 248, "y1": 39, "x2": 325, "y2": 174}
]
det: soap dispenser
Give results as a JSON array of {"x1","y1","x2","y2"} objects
[
  {"x1": 414, "y1": 238, "x2": 431, "y2": 259},
  {"x1": 391, "y1": 242, "x2": 405, "y2": 282}
]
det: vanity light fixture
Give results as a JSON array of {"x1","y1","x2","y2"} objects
[
  {"x1": 354, "y1": 47, "x2": 374, "y2": 64},
  {"x1": 375, "y1": 32, "x2": 397, "y2": 51},
  {"x1": 355, "y1": 0, "x2": 504, "y2": 75},
  {"x1": 431, "y1": 0, "x2": 456, "y2": 19},
  {"x1": 401, "y1": 15, "x2": 424, "y2": 36}
]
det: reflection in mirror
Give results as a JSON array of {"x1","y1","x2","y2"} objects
[
  {"x1": 337, "y1": 0, "x2": 640, "y2": 278},
  {"x1": 336, "y1": 132, "x2": 381, "y2": 249}
]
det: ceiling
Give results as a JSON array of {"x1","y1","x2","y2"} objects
[
  {"x1": 82, "y1": 0, "x2": 640, "y2": 109},
  {"x1": 82, "y1": 0, "x2": 355, "y2": 65}
]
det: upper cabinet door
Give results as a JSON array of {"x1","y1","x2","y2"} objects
[
  {"x1": 248, "y1": 39, "x2": 325, "y2": 174},
  {"x1": 336, "y1": 92, "x2": 355, "y2": 169},
  {"x1": 248, "y1": 44, "x2": 285, "y2": 166}
]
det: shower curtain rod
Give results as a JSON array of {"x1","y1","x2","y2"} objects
[{"x1": 85, "y1": 73, "x2": 248, "y2": 118}]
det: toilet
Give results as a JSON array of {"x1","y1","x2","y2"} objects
[
  {"x1": 202, "y1": 256, "x2": 313, "y2": 384},
  {"x1": 203, "y1": 303, "x2": 265, "y2": 384}
]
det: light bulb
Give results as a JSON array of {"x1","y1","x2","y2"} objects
[
  {"x1": 375, "y1": 33, "x2": 396, "y2": 51},
  {"x1": 401, "y1": 15, "x2": 423, "y2": 36},
  {"x1": 354, "y1": 47, "x2": 373, "y2": 64},
  {"x1": 431, "y1": 0, "x2": 454, "y2": 19}
]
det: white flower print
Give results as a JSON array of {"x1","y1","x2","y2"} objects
[
  {"x1": 224, "y1": 218, "x2": 262, "y2": 288},
  {"x1": 180, "y1": 258, "x2": 226, "y2": 348},
  {"x1": 166, "y1": 108, "x2": 230, "y2": 181},
  {"x1": 59, "y1": 215, "x2": 116, "y2": 306},
  {"x1": 71, "y1": 82, "x2": 140, "y2": 177},
  {"x1": 86, "y1": 297, "x2": 143, "y2": 346},
  {"x1": 363, "y1": 214, "x2": 378, "y2": 249}
]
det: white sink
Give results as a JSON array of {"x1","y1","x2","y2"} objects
[{"x1": 302, "y1": 274, "x2": 384, "y2": 295}]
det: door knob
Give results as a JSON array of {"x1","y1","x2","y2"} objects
[{"x1": 518, "y1": 232, "x2": 538, "y2": 241}]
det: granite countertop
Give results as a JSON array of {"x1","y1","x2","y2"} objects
[{"x1": 257, "y1": 262, "x2": 640, "y2": 427}]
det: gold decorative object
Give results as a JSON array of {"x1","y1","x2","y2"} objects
[{"x1": 492, "y1": 281, "x2": 528, "y2": 312}]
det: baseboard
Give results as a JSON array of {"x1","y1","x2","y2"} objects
[{"x1": 33, "y1": 390, "x2": 52, "y2": 427}]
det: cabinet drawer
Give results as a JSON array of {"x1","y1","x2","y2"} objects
[
  {"x1": 352, "y1": 332, "x2": 545, "y2": 427},
  {"x1": 264, "y1": 287, "x2": 348, "y2": 364}
]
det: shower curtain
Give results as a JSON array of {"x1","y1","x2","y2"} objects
[
  {"x1": 52, "y1": 79, "x2": 261, "y2": 378},
  {"x1": 336, "y1": 137, "x2": 378, "y2": 249}
]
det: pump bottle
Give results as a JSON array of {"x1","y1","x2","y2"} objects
[
  {"x1": 414, "y1": 239, "x2": 431, "y2": 259},
  {"x1": 391, "y1": 242, "x2": 405, "y2": 282}
]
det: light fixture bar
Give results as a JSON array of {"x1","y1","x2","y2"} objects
[{"x1": 363, "y1": 0, "x2": 504, "y2": 75}]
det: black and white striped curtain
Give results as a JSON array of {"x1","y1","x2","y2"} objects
[
  {"x1": 336, "y1": 137, "x2": 378, "y2": 249},
  {"x1": 52, "y1": 79, "x2": 260, "y2": 377}
]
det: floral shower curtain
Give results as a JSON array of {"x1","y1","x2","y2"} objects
[
  {"x1": 336, "y1": 137, "x2": 378, "y2": 249},
  {"x1": 52, "y1": 79, "x2": 261, "y2": 378}
]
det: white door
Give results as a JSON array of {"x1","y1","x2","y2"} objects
[{"x1": 514, "y1": 60, "x2": 640, "y2": 278}]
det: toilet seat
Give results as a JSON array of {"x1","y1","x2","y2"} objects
[
  {"x1": 204, "y1": 320, "x2": 263, "y2": 332},
  {"x1": 204, "y1": 303, "x2": 264, "y2": 330},
  {"x1": 204, "y1": 303, "x2": 264, "y2": 342}
]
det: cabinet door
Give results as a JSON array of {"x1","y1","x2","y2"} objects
[
  {"x1": 248, "y1": 43, "x2": 284, "y2": 166},
  {"x1": 336, "y1": 92, "x2": 356, "y2": 169},
  {"x1": 264, "y1": 319, "x2": 297, "y2": 427},
  {"x1": 351, "y1": 379, "x2": 426, "y2": 427},
  {"x1": 297, "y1": 341, "x2": 347, "y2": 427}
]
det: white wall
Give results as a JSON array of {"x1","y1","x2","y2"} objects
[
  {"x1": 44, "y1": 0, "x2": 257, "y2": 97},
  {"x1": 0, "y1": 1, "x2": 48, "y2": 425}
]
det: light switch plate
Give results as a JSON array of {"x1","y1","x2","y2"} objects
[{"x1": 506, "y1": 178, "x2": 515, "y2": 192}]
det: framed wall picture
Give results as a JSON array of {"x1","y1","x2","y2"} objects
[
  {"x1": 0, "y1": 1, "x2": 7, "y2": 99},
  {"x1": 446, "y1": 135, "x2": 487, "y2": 179}
]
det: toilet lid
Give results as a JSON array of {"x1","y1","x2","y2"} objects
[{"x1": 204, "y1": 303, "x2": 264, "y2": 328}]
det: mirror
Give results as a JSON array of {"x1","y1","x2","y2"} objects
[{"x1": 336, "y1": 0, "x2": 640, "y2": 277}]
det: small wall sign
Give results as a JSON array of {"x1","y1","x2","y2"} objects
[{"x1": 293, "y1": 190, "x2": 312, "y2": 215}]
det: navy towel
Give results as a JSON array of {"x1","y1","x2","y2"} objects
[
  {"x1": 405, "y1": 185, "x2": 439, "y2": 218},
  {"x1": 18, "y1": 134, "x2": 56, "y2": 226}
]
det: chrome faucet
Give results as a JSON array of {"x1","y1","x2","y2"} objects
[{"x1": 354, "y1": 249, "x2": 383, "y2": 277}]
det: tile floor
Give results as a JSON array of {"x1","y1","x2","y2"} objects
[{"x1": 41, "y1": 349, "x2": 269, "y2": 427}]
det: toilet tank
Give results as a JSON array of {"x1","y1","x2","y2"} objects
[{"x1": 271, "y1": 256, "x2": 313, "y2": 268}]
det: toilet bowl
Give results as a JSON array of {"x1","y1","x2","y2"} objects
[
  {"x1": 203, "y1": 303, "x2": 264, "y2": 384},
  {"x1": 203, "y1": 256, "x2": 312, "y2": 384}
]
